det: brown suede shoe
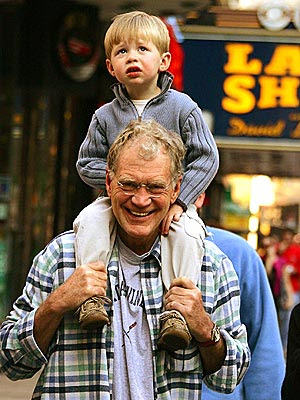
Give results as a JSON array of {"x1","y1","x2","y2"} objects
[
  {"x1": 157, "y1": 310, "x2": 192, "y2": 352},
  {"x1": 77, "y1": 296, "x2": 111, "y2": 330}
]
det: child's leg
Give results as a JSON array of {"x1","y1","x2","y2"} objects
[
  {"x1": 73, "y1": 196, "x2": 116, "y2": 330},
  {"x1": 160, "y1": 203, "x2": 206, "y2": 289},
  {"x1": 158, "y1": 204, "x2": 207, "y2": 351},
  {"x1": 73, "y1": 196, "x2": 116, "y2": 267}
]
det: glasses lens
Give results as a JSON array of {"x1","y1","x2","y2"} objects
[
  {"x1": 147, "y1": 183, "x2": 168, "y2": 195},
  {"x1": 118, "y1": 180, "x2": 169, "y2": 196},
  {"x1": 119, "y1": 181, "x2": 137, "y2": 193}
]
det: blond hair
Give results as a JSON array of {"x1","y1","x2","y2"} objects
[
  {"x1": 104, "y1": 11, "x2": 170, "y2": 59},
  {"x1": 107, "y1": 119, "x2": 185, "y2": 184}
]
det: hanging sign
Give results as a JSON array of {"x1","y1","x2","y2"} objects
[{"x1": 183, "y1": 38, "x2": 300, "y2": 140}]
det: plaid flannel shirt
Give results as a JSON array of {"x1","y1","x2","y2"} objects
[{"x1": 0, "y1": 231, "x2": 250, "y2": 399}]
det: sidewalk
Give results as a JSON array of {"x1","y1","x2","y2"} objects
[{"x1": 0, "y1": 373, "x2": 39, "y2": 400}]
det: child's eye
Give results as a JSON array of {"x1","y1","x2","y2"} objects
[
  {"x1": 117, "y1": 48, "x2": 127, "y2": 55},
  {"x1": 139, "y1": 46, "x2": 147, "y2": 52}
]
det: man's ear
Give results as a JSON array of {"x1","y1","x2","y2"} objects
[
  {"x1": 106, "y1": 59, "x2": 115, "y2": 76},
  {"x1": 159, "y1": 52, "x2": 171, "y2": 72},
  {"x1": 106, "y1": 169, "x2": 112, "y2": 196},
  {"x1": 170, "y1": 176, "x2": 182, "y2": 204}
]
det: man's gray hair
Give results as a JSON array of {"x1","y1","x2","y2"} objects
[{"x1": 107, "y1": 119, "x2": 186, "y2": 183}]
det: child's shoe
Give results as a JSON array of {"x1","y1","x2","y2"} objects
[
  {"x1": 157, "y1": 310, "x2": 192, "y2": 351},
  {"x1": 77, "y1": 296, "x2": 111, "y2": 330}
]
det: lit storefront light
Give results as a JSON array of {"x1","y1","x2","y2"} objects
[
  {"x1": 249, "y1": 215, "x2": 259, "y2": 232},
  {"x1": 249, "y1": 175, "x2": 275, "y2": 248},
  {"x1": 227, "y1": 0, "x2": 299, "y2": 10},
  {"x1": 250, "y1": 175, "x2": 275, "y2": 214},
  {"x1": 247, "y1": 232, "x2": 258, "y2": 249}
]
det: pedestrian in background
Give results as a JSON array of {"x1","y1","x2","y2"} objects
[
  {"x1": 196, "y1": 194, "x2": 285, "y2": 400},
  {"x1": 277, "y1": 229, "x2": 300, "y2": 354},
  {"x1": 282, "y1": 302, "x2": 300, "y2": 400}
]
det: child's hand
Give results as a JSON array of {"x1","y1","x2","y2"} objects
[{"x1": 160, "y1": 203, "x2": 184, "y2": 235}]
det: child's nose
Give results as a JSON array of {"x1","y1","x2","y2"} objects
[{"x1": 127, "y1": 49, "x2": 138, "y2": 61}]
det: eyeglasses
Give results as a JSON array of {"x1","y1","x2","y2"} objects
[{"x1": 117, "y1": 180, "x2": 171, "y2": 198}]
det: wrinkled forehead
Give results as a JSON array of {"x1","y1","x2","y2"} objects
[
  {"x1": 119, "y1": 138, "x2": 166, "y2": 161},
  {"x1": 108, "y1": 137, "x2": 181, "y2": 187}
]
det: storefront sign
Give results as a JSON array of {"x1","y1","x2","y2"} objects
[{"x1": 183, "y1": 38, "x2": 300, "y2": 140}]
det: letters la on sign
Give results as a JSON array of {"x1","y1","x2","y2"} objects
[{"x1": 183, "y1": 40, "x2": 300, "y2": 140}]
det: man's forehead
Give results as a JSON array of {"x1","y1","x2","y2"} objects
[
  {"x1": 115, "y1": 145, "x2": 172, "y2": 179},
  {"x1": 121, "y1": 139, "x2": 169, "y2": 157}
]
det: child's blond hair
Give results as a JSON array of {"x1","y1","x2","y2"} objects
[{"x1": 104, "y1": 11, "x2": 170, "y2": 59}]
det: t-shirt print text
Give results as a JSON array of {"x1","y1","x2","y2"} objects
[{"x1": 114, "y1": 280, "x2": 144, "y2": 308}]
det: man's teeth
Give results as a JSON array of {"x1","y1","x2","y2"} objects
[{"x1": 131, "y1": 211, "x2": 149, "y2": 217}]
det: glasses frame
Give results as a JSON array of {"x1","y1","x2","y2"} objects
[{"x1": 117, "y1": 180, "x2": 171, "y2": 198}]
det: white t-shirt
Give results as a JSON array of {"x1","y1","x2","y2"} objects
[
  {"x1": 132, "y1": 99, "x2": 149, "y2": 116},
  {"x1": 112, "y1": 237, "x2": 154, "y2": 399}
]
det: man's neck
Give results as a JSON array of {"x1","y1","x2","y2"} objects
[{"x1": 117, "y1": 228, "x2": 159, "y2": 255}]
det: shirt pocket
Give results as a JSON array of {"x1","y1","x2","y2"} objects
[{"x1": 165, "y1": 343, "x2": 203, "y2": 373}]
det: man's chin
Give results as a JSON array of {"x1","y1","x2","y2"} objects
[{"x1": 119, "y1": 226, "x2": 159, "y2": 250}]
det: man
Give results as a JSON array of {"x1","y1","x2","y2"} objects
[
  {"x1": 282, "y1": 302, "x2": 300, "y2": 400},
  {"x1": 202, "y1": 224, "x2": 285, "y2": 399},
  {"x1": 278, "y1": 228, "x2": 300, "y2": 354},
  {"x1": 0, "y1": 120, "x2": 250, "y2": 399}
]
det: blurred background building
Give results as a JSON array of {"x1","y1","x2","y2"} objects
[{"x1": 0, "y1": 0, "x2": 300, "y2": 319}]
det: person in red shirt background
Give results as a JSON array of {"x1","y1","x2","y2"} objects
[{"x1": 278, "y1": 228, "x2": 300, "y2": 355}]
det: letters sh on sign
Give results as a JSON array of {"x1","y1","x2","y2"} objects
[{"x1": 183, "y1": 39, "x2": 300, "y2": 140}]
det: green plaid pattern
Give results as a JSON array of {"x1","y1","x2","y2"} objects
[{"x1": 0, "y1": 231, "x2": 250, "y2": 399}]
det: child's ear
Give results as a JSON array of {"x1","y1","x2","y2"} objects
[
  {"x1": 106, "y1": 59, "x2": 115, "y2": 76},
  {"x1": 159, "y1": 52, "x2": 171, "y2": 72}
]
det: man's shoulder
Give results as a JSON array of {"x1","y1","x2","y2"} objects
[
  {"x1": 207, "y1": 227, "x2": 257, "y2": 258},
  {"x1": 28, "y1": 231, "x2": 75, "y2": 282},
  {"x1": 203, "y1": 238, "x2": 229, "y2": 269},
  {"x1": 208, "y1": 227, "x2": 248, "y2": 245},
  {"x1": 48, "y1": 229, "x2": 74, "y2": 245},
  {"x1": 40, "y1": 230, "x2": 75, "y2": 258},
  {"x1": 207, "y1": 227, "x2": 267, "y2": 283}
]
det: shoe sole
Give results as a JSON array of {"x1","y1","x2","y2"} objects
[
  {"x1": 158, "y1": 330, "x2": 190, "y2": 351},
  {"x1": 80, "y1": 314, "x2": 109, "y2": 330}
]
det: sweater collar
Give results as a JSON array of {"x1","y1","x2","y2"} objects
[{"x1": 110, "y1": 71, "x2": 174, "y2": 104}]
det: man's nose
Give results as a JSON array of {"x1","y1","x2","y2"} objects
[{"x1": 130, "y1": 187, "x2": 152, "y2": 206}]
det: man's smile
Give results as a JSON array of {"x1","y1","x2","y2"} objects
[{"x1": 128, "y1": 209, "x2": 153, "y2": 217}]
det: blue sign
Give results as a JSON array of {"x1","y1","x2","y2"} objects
[{"x1": 183, "y1": 39, "x2": 300, "y2": 140}]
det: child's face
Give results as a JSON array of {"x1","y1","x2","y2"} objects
[{"x1": 106, "y1": 38, "x2": 171, "y2": 98}]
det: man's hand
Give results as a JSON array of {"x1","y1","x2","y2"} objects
[
  {"x1": 52, "y1": 261, "x2": 108, "y2": 315},
  {"x1": 160, "y1": 204, "x2": 184, "y2": 235},
  {"x1": 164, "y1": 277, "x2": 226, "y2": 374},
  {"x1": 34, "y1": 261, "x2": 107, "y2": 354},
  {"x1": 164, "y1": 277, "x2": 212, "y2": 342}
]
